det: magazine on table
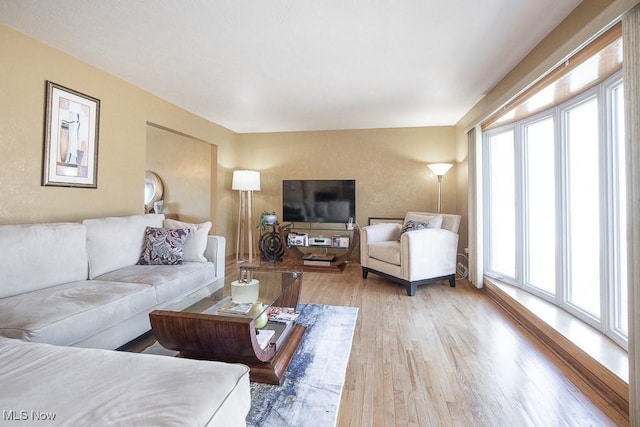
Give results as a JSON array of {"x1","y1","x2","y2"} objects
[{"x1": 267, "y1": 306, "x2": 300, "y2": 323}]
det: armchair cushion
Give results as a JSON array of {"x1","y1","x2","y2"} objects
[
  {"x1": 368, "y1": 241, "x2": 401, "y2": 265},
  {"x1": 398, "y1": 215, "x2": 442, "y2": 241},
  {"x1": 400, "y1": 220, "x2": 429, "y2": 235},
  {"x1": 404, "y1": 213, "x2": 444, "y2": 229}
]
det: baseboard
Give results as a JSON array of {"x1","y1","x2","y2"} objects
[{"x1": 483, "y1": 278, "x2": 629, "y2": 419}]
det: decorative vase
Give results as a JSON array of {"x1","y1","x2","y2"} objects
[
  {"x1": 250, "y1": 302, "x2": 269, "y2": 329},
  {"x1": 153, "y1": 200, "x2": 164, "y2": 214},
  {"x1": 231, "y1": 279, "x2": 260, "y2": 303},
  {"x1": 263, "y1": 214, "x2": 277, "y2": 225}
]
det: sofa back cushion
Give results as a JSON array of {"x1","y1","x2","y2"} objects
[
  {"x1": 83, "y1": 214, "x2": 164, "y2": 279},
  {"x1": 0, "y1": 223, "x2": 88, "y2": 298}
]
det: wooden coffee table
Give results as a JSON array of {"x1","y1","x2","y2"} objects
[{"x1": 149, "y1": 267, "x2": 305, "y2": 385}]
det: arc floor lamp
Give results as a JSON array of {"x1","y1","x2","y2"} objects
[
  {"x1": 232, "y1": 170, "x2": 260, "y2": 263},
  {"x1": 427, "y1": 163, "x2": 453, "y2": 213}
]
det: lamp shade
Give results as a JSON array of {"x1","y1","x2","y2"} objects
[
  {"x1": 427, "y1": 163, "x2": 453, "y2": 176},
  {"x1": 232, "y1": 170, "x2": 261, "y2": 191}
]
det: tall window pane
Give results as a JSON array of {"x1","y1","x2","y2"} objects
[
  {"x1": 487, "y1": 130, "x2": 516, "y2": 279},
  {"x1": 565, "y1": 97, "x2": 600, "y2": 318},
  {"x1": 524, "y1": 117, "x2": 556, "y2": 294},
  {"x1": 612, "y1": 83, "x2": 627, "y2": 335}
]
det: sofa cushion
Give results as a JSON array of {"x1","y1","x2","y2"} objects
[
  {"x1": 0, "y1": 280, "x2": 157, "y2": 346},
  {"x1": 0, "y1": 337, "x2": 251, "y2": 426},
  {"x1": 137, "y1": 226, "x2": 190, "y2": 265},
  {"x1": 368, "y1": 241, "x2": 401, "y2": 266},
  {"x1": 95, "y1": 262, "x2": 219, "y2": 305},
  {"x1": 0, "y1": 223, "x2": 88, "y2": 298},
  {"x1": 163, "y1": 219, "x2": 212, "y2": 262},
  {"x1": 83, "y1": 214, "x2": 164, "y2": 279}
]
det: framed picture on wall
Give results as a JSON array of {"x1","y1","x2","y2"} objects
[{"x1": 42, "y1": 81, "x2": 100, "y2": 188}]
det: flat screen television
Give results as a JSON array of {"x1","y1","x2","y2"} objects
[{"x1": 282, "y1": 179, "x2": 355, "y2": 223}]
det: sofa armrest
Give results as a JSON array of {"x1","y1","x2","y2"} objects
[
  {"x1": 204, "y1": 235, "x2": 226, "y2": 278},
  {"x1": 400, "y1": 228, "x2": 459, "y2": 280}
]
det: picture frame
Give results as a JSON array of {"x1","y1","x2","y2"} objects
[{"x1": 42, "y1": 81, "x2": 100, "y2": 188}]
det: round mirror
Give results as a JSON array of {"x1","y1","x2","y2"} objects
[{"x1": 144, "y1": 170, "x2": 163, "y2": 210}]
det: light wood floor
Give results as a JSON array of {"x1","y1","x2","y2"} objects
[{"x1": 295, "y1": 262, "x2": 627, "y2": 427}]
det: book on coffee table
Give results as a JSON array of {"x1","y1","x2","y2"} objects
[
  {"x1": 218, "y1": 300, "x2": 253, "y2": 315},
  {"x1": 267, "y1": 306, "x2": 300, "y2": 323}
]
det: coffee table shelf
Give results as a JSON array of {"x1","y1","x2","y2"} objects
[{"x1": 149, "y1": 268, "x2": 304, "y2": 385}]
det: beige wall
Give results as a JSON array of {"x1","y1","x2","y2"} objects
[
  {"x1": 145, "y1": 125, "x2": 215, "y2": 224},
  {"x1": 0, "y1": 25, "x2": 240, "y2": 249},
  {"x1": 237, "y1": 126, "x2": 460, "y2": 247}
]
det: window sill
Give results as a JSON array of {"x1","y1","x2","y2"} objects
[{"x1": 483, "y1": 276, "x2": 629, "y2": 416}]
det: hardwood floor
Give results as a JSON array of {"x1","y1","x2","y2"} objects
[{"x1": 292, "y1": 262, "x2": 627, "y2": 427}]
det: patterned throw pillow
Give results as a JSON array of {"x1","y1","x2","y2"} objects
[
  {"x1": 398, "y1": 220, "x2": 430, "y2": 241},
  {"x1": 137, "y1": 227, "x2": 190, "y2": 265}
]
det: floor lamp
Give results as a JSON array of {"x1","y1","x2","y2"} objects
[
  {"x1": 232, "y1": 170, "x2": 261, "y2": 263},
  {"x1": 427, "y1": 163, "x2": 453, "y2": 213}
]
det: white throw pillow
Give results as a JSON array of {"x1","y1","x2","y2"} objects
[{"x1": 163, "y1": 219, "x2": 212, "y2": 262}]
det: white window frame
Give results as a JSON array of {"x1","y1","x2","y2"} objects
[{"x1": 482, "y1": 71, "x2": 627, "y2": 349}]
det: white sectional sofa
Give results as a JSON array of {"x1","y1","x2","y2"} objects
[
  {"x1": 0, "y1": 213, "x2": 225, "y2": 349},
  {"x1": 0, "y1": 337, "x2": 250, "y2": 426},
  {"x1": 0, "y1": 214, "x2": 252, "y2": 426}
]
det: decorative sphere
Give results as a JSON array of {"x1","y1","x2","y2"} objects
[{"x1": 251, "y1": 302, "x2": 269, "y2": 329}]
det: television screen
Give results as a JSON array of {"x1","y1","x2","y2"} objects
[{"x1": 282, "y1": 179, "x2": 356, "y2": 223}]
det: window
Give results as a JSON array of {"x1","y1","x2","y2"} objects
[
  {"x1": 483, "y1": 73, "x2": 627, "y2": 348},
  {"x1": 610, "y1": 82, "x2": 628, "y2": 339},
  {"x1": 485, "y1": 130, "x2": 516, "y2": 280},
  {"x1": 523, "y1": 116, "x2": 556, "y2": 295},
  {"x1": 564, "y1": 96, "x2": 601, "y2": 318}
]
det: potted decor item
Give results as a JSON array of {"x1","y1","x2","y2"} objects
[
  {"x1": 258, "y1": 211, "x2": 284, "y2": 263},
  {"x1": 258, "y1": 211, "x2": 278, "y2": 230}
]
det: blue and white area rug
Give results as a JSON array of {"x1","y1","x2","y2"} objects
[
  {"x1": 142, "y1": 304, "x2": 358, "y2": 427},
  {"x1": 247, "y1": 304, "x2": 358, "y2": 427}
]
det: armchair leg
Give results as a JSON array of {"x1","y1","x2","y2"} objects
[
  {"x1": 362, "y1": 267, "x2": 369, "y2": 279},
  {"x1": 448, "y1": 275, "x2": 456, "y2": 287},
  {"x1": 406, "y1": 282, "x2": 417, "y2": 296}
]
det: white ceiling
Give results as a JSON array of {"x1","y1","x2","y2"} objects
[{"x1": 0, "y1": 0, "x2": 581, "y2": 133}]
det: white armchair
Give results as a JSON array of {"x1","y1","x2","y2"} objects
[{"x1": 361, "y1": 212, "x2": 461, "y2": 296}]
